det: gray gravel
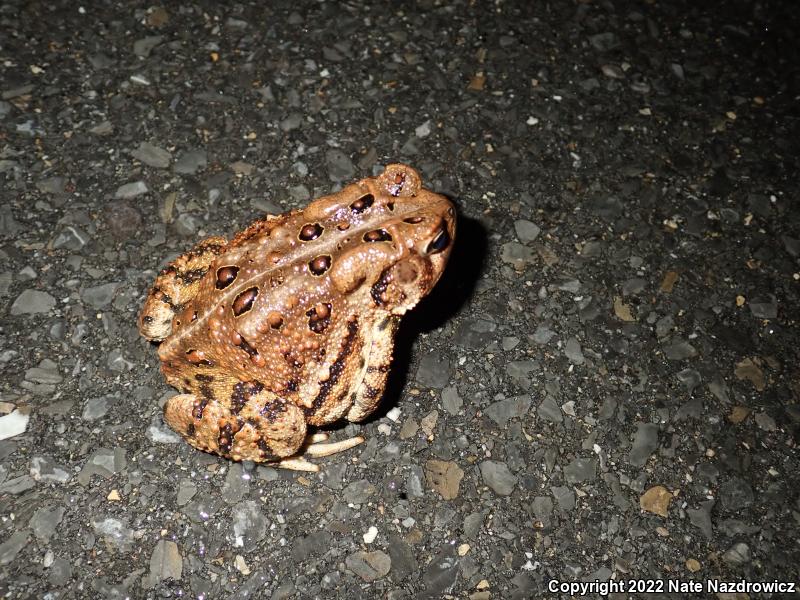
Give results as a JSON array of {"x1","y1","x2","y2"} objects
[{"x1": 1, "y1": 0, "x2": 799, "y2": 598}]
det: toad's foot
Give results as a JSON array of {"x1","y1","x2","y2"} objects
[{"x1": 272, "y1": 432, "x2": 365, "y2": 472}]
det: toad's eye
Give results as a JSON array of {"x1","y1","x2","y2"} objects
[{"x1": 425, "y1": 228, "x2": 450, "y2": 254}]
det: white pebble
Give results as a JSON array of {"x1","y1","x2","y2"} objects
[
  {"x1": 0, "y1": 409, "x2": 30, "y2": 441},
  {"x1": 526, "y1": 116, "x2": 539, "y2": 125},
  {"x1": 363, "y1": 526, "x2": 378, "y2": 544},
  {"x1": 386, "y1": 407, "x2": 402, "y2": 422},
  {"x1": 415, "y1": 120, "x2": 432, "y2": 138}
]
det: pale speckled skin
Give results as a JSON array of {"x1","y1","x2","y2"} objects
[{"x1": 138, "y1": 164, "x2": 455, "y2": 463}]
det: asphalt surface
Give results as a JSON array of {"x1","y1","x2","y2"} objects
[{"x1": 1, "y1": 1, "x2": 799, "y2": 598}]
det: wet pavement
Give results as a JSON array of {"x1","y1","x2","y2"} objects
[{"x1": 1, "y1": 0, "x2": 799, "y2": 598}]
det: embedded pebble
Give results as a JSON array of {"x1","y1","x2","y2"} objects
[
  {"x1": 82, "y1": 396, "x2": 111, "y2": 421},
  {"x1": 628, "y1": 423, "x2": 660, "y2": 467},
  {"x1": 0, "y1": 531, "x2": 28, "y2": 566},
  {"x1": 537, "y1": 396, "x2": 563, "y2": 423},
  {"x1": 441, "y1": 386, "x2": 462, "y2": 416},
  {"x1": 748, "y1": 295, "x2": 778, "y2": 319},
  {"x1": 292, "y1": 531, "x2": 332, "y2": 562},
  {"x1": 346, "y1": 550, "x2": 391, "y2": 582},
  {"x1": 343, "y1": 479, "x2": 376, "y2": 504},
  {"x1": 601, "y1": 64, "x2": 625, "y2": 79},
  {"x1": 676, "y1": 368, "x2": 701, "y2": 393},
  {"x1": 93, "y1": 517, "x2": 134, "y2": 552},
  {"x1": 114, "y1": 181, "x2": 148, "y2": 199},
  {"x1": 107, "y1": 349, "x2": 135, "y2": 372},
  {"x1": 30, "y1": 456, "x2": 71, "y2": 483},
  {"x1": 0, "y1": 272, "x2": 12, "y2": 296},
  {"x1": 463, "y1": 512, "x2": 484, "y2": 539},
  {"x1": 0, "y1": 475, "x2": 35, "y2": 495},
  {"x1": 10, "y1": 289, "x2": 56, "y2": 315},
  {"x1": 77, "y1": 448, "x2": 127, "y2": 484},
  {"x1": 563, "y1": 457, "x2": 597, "y2": 484},
  {"x1": 132, "y1": 142, "x2": 171, "y2": 168},
  {"x1": 722, "y1": 543, "x2": 751, "y2": 566},
  {"x1": 551, "y1": 486, "x2": 576, "y2": 511},
  {"x1": 133, "y1": 35, "x2": 163, "y2": 57},
  {"x1": 622, "y1": 277, "x2": 647, "y2": 296},
  {"x1": 231, "y1": 500, "x2": 268, "y2": 550},
  {"x1": 415, "y1": 120, "x2": 432, "y2": 138},
  {"x1": 425, "y1": 460, "x2": 464, "y2": 500},
  {"x1": 484, "y1": 396, "x2": 531, "y2": 427},
  {"x1": 564, "y1": 337, "x2": 585, "y2": 365},
  {"x1": 589, "y1": 32, "x2": 619, "y2": 52},
  {"x1": 687, "y1": 500, "x2": 714, "y2": 539},
  {"x1": 614, "y1": 296, "x2": 636, "y2": 323},
  {"x1": 81, "y1": 282, "x2": 120, "y2": 309},
  {"x1": 399, "y1": 418, "x2": 419, "y2": 440},
  {"x1": 718, "y1": 477, "x2": 754, "y2": 512},
  {"x1": 500, "y1": 242, "x2": 536, "y2": 269},
  {"x1": 175, "y1": 212, "x2": 199, "y2": 235},
  {"x1": 406, "y1": 465, "x2": 425, "y2": 497},
  {"x1": 655, "y1": 315, "x2": 675, "y2": 338},
  {"x1": 36, "y1": 176, "x2": 66, "y2": 195},
  {"x1": 386, "y1": 406, "x2": 401, "y2": 422},
  {"x1": 640, "y1": 485, "x2": 672, "y2": 517},
  {"x1": 144, "y1": 540, "x2": 182, "y2": 587},
  {"x1": 513, "y1": 219, "x2": 541, "y2": 243},
  {"x1": 25, "y1": 359, "x2": 62, "y2": 384},
  {"x1": 89, "y1": 121, "x2": 113, "y2": 135},
  {"x1": 734, "y1": 358, "x2": 765, "y2": 391},
  {"x1": 416, "y1": 352, "x2": 452, "y2": 388},
  {"x1": 230, "y1": 161, "x2": 253, "y2": 176},
  {"x1": 782, "y1": 235, "x2": 800, "y2": 257},
  {"x1": 325, "y1": 149, "x2": 355, "y2": 181},
  {"x1": 754, "y1": 412, "x2": 776, "y2": 431},
  {"x1": 222, "y1": 464, "x2": 249, "y2": 505},
  {"x1": 290, "y1": 183, "x2": 311, "y2": 202},
  {"x1": 386, "y1": 534, "x2": 417, "y2": 581},
  {"x1": 479, "y1": 460, "x2": 517, "y2": 495},
  {"x1": 28, "y1": 506, "x2": 66, "y2": 542},
  {"x1": 176, "y1": 479, "x2": 197, "y2": 506},
  {"x1": 531, "y1": 324, "x2": 556, "y2": 344},
  {"x1": 52, "y1": 225, "x2": 90, "y2": 250},
  {"x1": 454, "y1": 318, "x2": 497, "y2": 348},
  {"x1": 174, "y1": 149, "x2": 207, "y2": 174},
  {"x1": 422, "y1": 545, "x2": 459, "y2": 596},
  {"x1": 663, "y1": 340, "x2": 698, "y2": 360},
  {"x1": 103, "y1": 200, "x2": 143, "y2": 240},
  {"x1": 0, "y1": 206, "x2": 22, "y2": 234},
  {"x1": 280, "y1": 113, "x2": 303, "y2": 132}
]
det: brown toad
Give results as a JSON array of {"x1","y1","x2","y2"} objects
[{"x1": 138, "y1": 164, "x2": 455, "y2": 470}]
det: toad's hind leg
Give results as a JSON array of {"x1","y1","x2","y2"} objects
[
  {"x1": 163, "y1": 388, "x2": 363, "y2": 471},
  {"x1": 163, "y1": 387, "x2": 307, "y2": 463},
  {"x1": 138, "y1": 236, "x2": 227, "y2": 341}
]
